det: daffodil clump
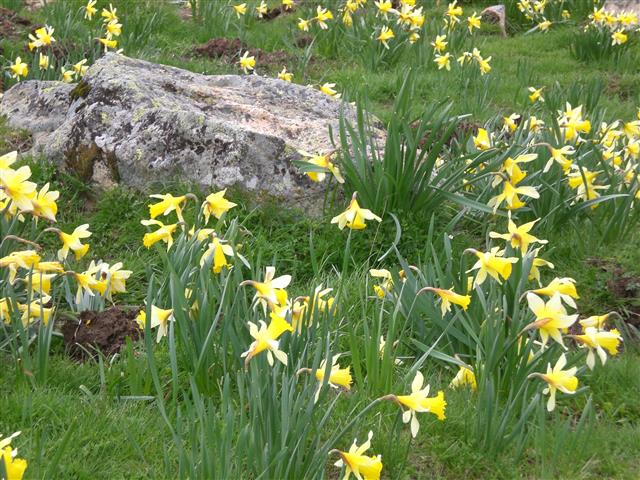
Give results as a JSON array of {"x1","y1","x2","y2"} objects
[
  {"x1": 4, "y1": 1, "x2": 125, "y2": 86},
  {"x1": 0, "y1": 152, "x2": 134, "y2": 329}
]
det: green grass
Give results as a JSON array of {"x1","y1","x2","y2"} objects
[{"x1": 1, "y1": 0, "x2": 640, "y2": 478}]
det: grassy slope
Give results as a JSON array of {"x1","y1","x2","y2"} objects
[{"x1": 1, "y1": 0, "x2": 640, "y2": 478}]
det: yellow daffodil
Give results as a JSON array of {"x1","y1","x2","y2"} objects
[
  {"x1": 239, "y1": 51, "x2": 256, "y2": 74},
  {"x1": 612, "y1": 29, "x2": 628, "y2": 46},
  {"x1": 298, "y1": 18, "x2": 311, "y2": 31},
  {"x1": 331, "y1": 431, "x2": 383, "y2": 480},
  {"x1": 28, "y1": 26, "x2": 55, "y2": 49},
  {"x1": 98, "y1": 38, "x2": 118, "y2": 52},
  {"x1": 431, "y1": 34, "x2": 448, "y2": 53},
  {"x1": 503, "y1": 113, "x2": 521, "y2": 133},
  {"x1": 558, "y1": 103, "x2": 591, "y2": 142},
  {"x1": 84, "y1": 0, "x2": 98, "y2": 20},
  {"x1": 61, "y1": 66, "x2": 75, "y2": 83},
  {"x1": 466, "y1": 247, "x2": 518, "y2": 286},
  {"x1": 446, "y1": 1, "x2": 463, "y2": 22},
  {"x1": 149, "y1": 193, "x2": 187, "y2": 222},
  {"x1": 434, "y1": 53, "x2": 452, "y2": 71},
  {"x1": 57, "y1": 224, "x2": 91, "y2": 261},
  {"x1": 141, "y1": 219, "x2": 178, "y2": 250},
  {"x1": 201, "y1": 189, "x2": 237, "y2": 223},
  {"x1": 530, "y1": 277, "x2": 579, "y2": 308},
  {"x1": 449, "y1": 365, "x2": 477, "y2": 391},
  {"x1": 374, "y1": 0, "x2": 394, "y2": 19},
  {"x1": 488, "y1": 181, "x2": 539, "y2": 212},
  {"x1": 298, "y1": 150, "x2": 344, "y2": 183},
  {"x1": 200, "y1": 236, "x2": 234, "y2": 274},
  {"x1": 331, "y1": 192, "x2": 381, "y2": 230},
  {"x1": 256, "y1": 0, "x2": 268, "y2": 18},
  {"x1": 19, "y1": 295, "x2": 54, "y2": 327},
  {"x1": 489, "y1": 214, "x2": 547, "y2": 254},
  {"x1": 101, "y1": 3, "x2": 118, "y2": 23},
  {"x1": 38, "y1": 53, "x2": 50, "y2": 71},
  {"x1": 537, "y1": 19, "x2": 551, "y2": 31},
  {"x1": 492, "y1": 153, "x2": 537, "y2": 186},
  {"x1": 232, "y1": 2, "x2": 247, "y2": 17},
  {"x1": 579, "y1": 313, "x2": 611, "y2": 330},
  {"x1": 0, "y1": 151, "x2": 17, "y2": 171},
  {"x1": 473, "y1": 128, "x2": 492, "y2": 150},
  {"x1": 315, "y1": 6, "x2": 334, "y2": 29},
  {"x1": 30, "y1": 183, "x2": 59, "y2": 222},
  {"x1": 278, "y1": 66, "x2": 293, "y2": 82},
  {"x1": 530, "y1": 353, "x2": 578, "y2": 411},
  {"x1": 384, "y1": 371, "x2": 446, "y2": 437},
  {"x1": 528, "y1": 86, "x2": 544, "y2": 103},
  {"x1": 27, "y1": 270, "x2": 57, "y2": 296},
  {"x1": 377, "y1": 26, "x2": 395, "y2": 49},
  {"x1": 282, "y1": 0, "x2": 293, "y2": 10},
  {"x1": 419, "y1": 287, "x2": 471, "y2": 315},
  {"x1": 370, "y1": 269, "x2": 394, "y2": 298},
  {"x1": 1, "y1": 444, "x2": 28, "y2": 480},
  {"x1": 525, "y1": 292, "x2": 578, "y2": 348},
  {"x1": 136, "y1": 305, "x2": 174, "y2": 343},
  {"x1": 301, "y1": 354, "x2": 352, "y2": 402},
  {"x1": 0, "y1": 165, "x2": 36, "y2": 212},
  {"x1": 467, "y1": 12, "x2": 481, "y2": 33},
  {"x1": 566, "y1": 168, "x2": 607, "y2": 205},
  {"x1": 240, "y1": 266, "x2": 291, "y2": 310},
  {"x1": 241, "y1": 314, "x2": 292, "y2": 367},
  {"x1": 106, "y1": 20, "x2": 122, "y2": 38},
  {"x1": 571, "y1": 327, "x2": 622, "y2": 370},
  {"x1": 544, "y1": 145, "x2": 575, "y2": 172},
  {"x1": 320, "y1": 82, "x2": 341, "y2": 98},
  {"x1": 528, "y1": 249, "x2": 554, "y2": 285},
  {"x1": 0, "y1": 250, "x2": 41, "y2": 284}
]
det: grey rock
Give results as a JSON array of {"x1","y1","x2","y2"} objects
[{"x1": 0, "y1": 53, "x2": 385, "y2": 208}]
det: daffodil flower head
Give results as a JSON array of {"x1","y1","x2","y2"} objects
[
  {"x1": 309, "y1": 354, "x2": 353, "y2": 402},
  {"x1": 148, "y1": 193, "x2": 188, "y2": 222},
  {"x1": 525, "y1": 292, "x2": 578, "y2": 349},
  {"x1": 136, "y1": 305, "x2": 174, "y2": 343},
  {"x1": 200, "y1": 235, "x2": 235, "y2": 274},
  {"x1": 141, "y1": 219, "x2": 178, "y2": 250},
  {"x1": 241, "y1": 318, "x2": 290, "y2": 367},
  {"x1": 240, "y1": 266, "x2": 291, "y2": 312},
  {"x1": 450, "y1": 365, "x2": 477, "y2": 391},
  {"x1": 57, "y1": 224, "x2": 92, "y2": 261},
  {"x1": 530, "y1": 277, "x2": 579, "y2": 308},
  {"x1": 571, "y1": 327, "x2": 622, "y2": 370},
  {"x1": 385, "y1": 371, "x2": 447, "y2": 437},
  {"x1": 239, "y1": 50, "x2": 256, "y2": 74},
  {"x1": 201, "y1": 189, "x2": 237, "y2": 224},
  {"x1": 466, "y1": 247, "x2": 518, "y2": 286},
  {"x1": 419, "y1": 286, "x2": 471, "y2": 316},
  {"x1": 530, "y1": 353, "x2": 578, "y2": 411},
  {"x1": 0, "y1": 165, "x2": 37, "y2": 212},
  {"x1": 488, "y1": 213, "x2": 547, "y2": 254},
  {"x1": 331, "y1": 192, "x2": 382, "y2": 230},
  {"x1": 332, "y1": 431, "x2": 383, "y2": 480}
]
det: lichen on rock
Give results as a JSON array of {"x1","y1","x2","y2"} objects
[{"x1": 0, "y1": 54, "x2": 386, "y2": 210}]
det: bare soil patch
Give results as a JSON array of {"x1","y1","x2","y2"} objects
[{"x1": 62, "y1": 307, "x2": 141, "y2": 360}]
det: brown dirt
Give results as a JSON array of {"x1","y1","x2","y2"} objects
[
  {"x1": 192, "y1": 38, "x2": 293, "y2": 68},
  {"x1": 0, "y1": 6, "x2": 32, "y2": 41},
  {"x1": 193, "y1": 38, "x2": 247, "y2": 59},
  {"x1": 588, "y1": 258, "x2": 640, "y2": 327},
  {"x1": 295, "y1": 35, "x2": 314, "y2": 48},
  {"x1": 62, "y1": 307, "x2": 141, "y2": 360}
]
